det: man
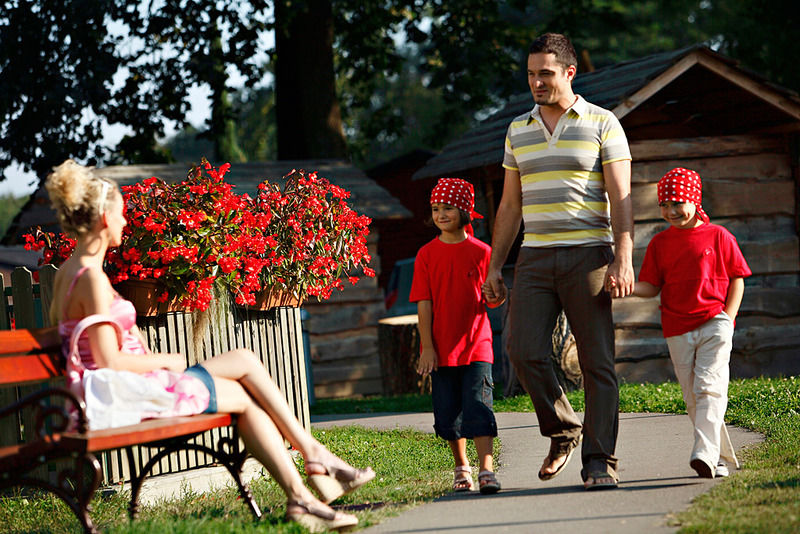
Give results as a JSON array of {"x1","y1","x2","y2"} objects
[{"x1": 483, "y1": 33, "x2": 633, "y2": 490}]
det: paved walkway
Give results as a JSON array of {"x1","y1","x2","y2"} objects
[{"x1": 311, "y1": 412, "x2": 763, "y2": 533}]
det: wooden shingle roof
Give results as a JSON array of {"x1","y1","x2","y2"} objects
[
  {"x1": 97, "y1": 160, "x2": 412, "y2": 220},
  {"x1": 413, "y1": 45, "x2": 800, "y2": 180},
  {"x1": 3, "y1": 160, "x2": 410, "y2": 246}
]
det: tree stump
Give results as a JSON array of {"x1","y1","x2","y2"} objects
[{"x1": 377, "y1": 315, "x2": 431, "y2": 396}]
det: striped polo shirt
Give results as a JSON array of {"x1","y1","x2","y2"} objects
[{"x1": 502, "y1": 95, "x2": 631, "y2": 248}]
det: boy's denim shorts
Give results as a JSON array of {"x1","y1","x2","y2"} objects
[{"x1": 431, "y1": 361, "x2": 497, "y2": 441}]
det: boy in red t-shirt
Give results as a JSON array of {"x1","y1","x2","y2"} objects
[
  {"x1": 609, "y1": 167, "x2": 751, "y2": 479},
  {"x1": 409, "y1": 178, "x2": 501, "y2": 495}
]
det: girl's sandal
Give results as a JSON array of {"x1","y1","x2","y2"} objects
[
  {"x1": 453, "y1": 465, "x2": 474, "y2": 491},
  {"x1": 285, "y1": 499, "x2": 358, "y2": 533},
  {"x1": 477, "y1": 470, "x2": 501, "y2": 495},
  {"x1": 306, "y1": 461, "x2": 376, "y2": 503}
]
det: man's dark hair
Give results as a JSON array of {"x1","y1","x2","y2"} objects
[{"x1": 529, "y1": 33, "x2": 578, "y2": 71}]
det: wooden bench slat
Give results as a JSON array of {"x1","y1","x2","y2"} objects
[
  {"x1": 0, "y1": 327, "x2": 63, "y2": 386},
  {"x1": 64, "y1": 413, "x2": 234, "y2": 452},
  {"x1": 0, "y1": 353, "x2": 63, "y2": 386}
]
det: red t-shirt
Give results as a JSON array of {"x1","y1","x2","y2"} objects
[
  {"x1": 409, "y1": 235, "x2": 494, "y2": 367},
  {"x1": 639, "y1": 223, "x2": 751, "y2": 337}
]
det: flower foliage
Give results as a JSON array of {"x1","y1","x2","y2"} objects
[
  {"x1": 24, "y1": 160, "x2": 375, "y2": 311},
  {"x1": 236, "y1": 169, "x2": 375, "y2": 306}
]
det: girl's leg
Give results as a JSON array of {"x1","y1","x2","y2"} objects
[
  {"x1": 213, "y1": 377, "x2": 357, "y2": 529},
  {"x1": 201, "y1": 349, "x2": 338, "y2": 461},
  {"x1": 449, "y1": 438, "x2": 473, "y2": 491},
  {"x1": 201, "y1": 349, "x2": 374, "y2": 501},
  {"x1": 666, "y1": 334, "x2": 698, "y2": 425}
]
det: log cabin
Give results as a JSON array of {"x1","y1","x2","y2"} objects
[{"x1": 412, "y1": 45, "x2": 800, "y2": 383}]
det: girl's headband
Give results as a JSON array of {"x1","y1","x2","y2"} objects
[{"x1": 97, "y1": 180, "x2": 111, "y2": 214}]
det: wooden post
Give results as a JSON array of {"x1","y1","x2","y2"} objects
[{"x1": 0, "y1": 273, "x2": 16, "y2": 449}]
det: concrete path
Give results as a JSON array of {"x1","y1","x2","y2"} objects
[{"x1": 312, "y1": 412, "x2": 763, "y2": 533}]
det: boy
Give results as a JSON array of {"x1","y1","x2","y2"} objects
[{"x1": 610, "y1": 167, "x2": 750, "y2": 477}]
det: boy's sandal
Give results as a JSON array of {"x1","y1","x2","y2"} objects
[
  {"x1": 583, "y1": 471, "x2": 619, "y2": 491},
  {"x1": 453, "y1": 465, "x2": 474, "y2": 492},
  {"x1": 538, "y1": 435, "x2": 582, "y2": 481},
  {"x1": 477, "y1": 470, "x2": 501, "y2": 495}
]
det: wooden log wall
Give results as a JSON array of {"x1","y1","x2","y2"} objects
[
  {"x1": 303, "y1": 231, "x2": 386, "y2": 398},
  {"x1": 616, "y1": 133, "x2": 800, "y2": 383}
]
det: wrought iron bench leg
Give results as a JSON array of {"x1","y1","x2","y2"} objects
[
  {"x1": 125, "y1": 435, "x2": 262, "y2": 522},
  {"x1": 1, "y1": 452, "x2": 103, "y2": 534}
]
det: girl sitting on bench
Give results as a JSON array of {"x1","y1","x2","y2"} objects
[{"x1": 45, "y1": 159, "x2": 373, "y2": 533}]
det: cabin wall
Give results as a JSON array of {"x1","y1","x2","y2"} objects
[
  {"x1": 616, "y1": 133, "x2": 800, "y2": 382},
  {"x1": 304, "y1": 231, "x2": 385, "y2": 398}
]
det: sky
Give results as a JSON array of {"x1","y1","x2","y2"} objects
[
  {"x1": 0, "y1": 85, "x2": 214, "y2": 197},
  {"x1": 1, "y1": 6, "x2": 272, "y2": 197}
]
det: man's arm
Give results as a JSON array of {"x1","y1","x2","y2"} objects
[
  {"x1": 603, "y1": 159, "x2": 634, "y2": 298},
  {"x1": 484, "y1": 167, "x2": 522, "y2": 305}
]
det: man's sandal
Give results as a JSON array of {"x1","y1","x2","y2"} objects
[
  {"x1": 453, "y1": 465, "x2": 474, "y2": 492},
  {"x1": 538, "y1": 435, "x2": 582, "y2": 481},
  {"x1": 583, "y1": 471, "x2": 619, "y2": 490},
  {"x1": 477, "y1": 471, "x2": 501, "y2": 495}
]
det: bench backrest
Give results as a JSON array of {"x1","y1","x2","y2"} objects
[{"x1": 0, "y1": 327, "x2": 64, "y2": 387}]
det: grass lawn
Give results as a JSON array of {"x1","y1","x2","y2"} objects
[
  {"x1": 1, "y1": 377, "x2": 797, "y2": 532},
  {"x1": 313, "y1": 376, "x2": 800, "y2": 533}
]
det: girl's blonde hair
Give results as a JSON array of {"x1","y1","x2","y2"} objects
[{"x1": 45, "y1": 160, "x2": 118, "y2": 237}]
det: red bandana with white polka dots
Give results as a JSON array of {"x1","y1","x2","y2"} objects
[
  {"x1": 657, "y1": 167, "x2": 710, "y2": 223},
  {"x1": 430, "y1": 178, "x2": 483, "y2": 220}
]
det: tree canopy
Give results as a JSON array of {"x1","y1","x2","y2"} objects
[{"x1": 1, "y1": 0, "x2": 797, "y2": 182}]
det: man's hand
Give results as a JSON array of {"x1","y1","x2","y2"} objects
[
  {"x1": 417, "y1": 347, "x2": 438, "y2": 377},
  {"x1": 605, "y1": 258, "x2": 634, "y2": 298},
  {"x1": 483, "y1": 269, "x2": 508, "y2": 307}
]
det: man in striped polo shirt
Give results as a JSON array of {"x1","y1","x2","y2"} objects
[{"x1": 483, "y1": 33, "x2": 634, "y2": 490}]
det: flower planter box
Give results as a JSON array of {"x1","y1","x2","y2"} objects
[
  {"x1": 239, "y1": 289, "x2": 302, "y2": 311},
  {"x1": 114, "y1": 278, "x2": 183, "y2": 317}
]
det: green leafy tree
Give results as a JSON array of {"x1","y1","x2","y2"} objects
[
  {"x1": 3, "y1": 0, "x2": 797, "y2": 186},
  {"x1": 111, "y1": 0, "x2": 268, "y2": 163},
  {"x1": 700, "y1": 0, "x2": 799, "y2": 92},
  {"x1": 0, "y1": 1, "x2": 122, "y2": 178}
]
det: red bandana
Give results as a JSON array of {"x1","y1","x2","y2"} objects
[
  {"x1": 430, "y1": 178, "x2": 483, "y2": 220},
  {"x1": 657, "y1": 167, "x2": 710, "y2": 223}
]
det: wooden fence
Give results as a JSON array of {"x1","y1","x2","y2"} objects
[{"x1": 0, "y1": 265, "x2": 310, "y2": 486}]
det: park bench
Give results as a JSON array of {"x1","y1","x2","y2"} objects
[{"x1": 0, "y1": 327, "x2": 262, "y2": 534}]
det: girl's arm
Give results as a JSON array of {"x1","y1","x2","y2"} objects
[
  {"x1": 87, "y1": 323, "x2": 186, "y2": 373},
  {"x1": 416, "y1": 300, "x2": 438, "y2": 377},
  {"x1": 724, "y1": 277, "x2": 745, "y2": 320},
  {"x1": 80, "y1": 269, "x2": 185, "y2": 373}
]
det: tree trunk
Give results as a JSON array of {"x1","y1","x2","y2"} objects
[
  {"x1": 274, "y1": 0, "x2": 348, "y2": 160},
  {"x1": 207, "y1": 25, "x2": 246, "y2": 163}
]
